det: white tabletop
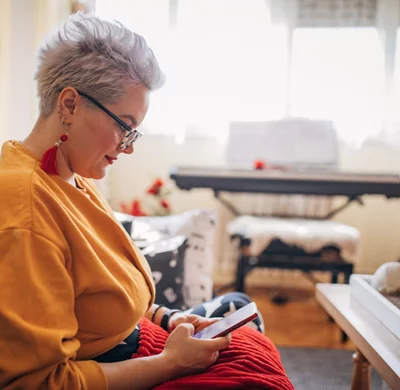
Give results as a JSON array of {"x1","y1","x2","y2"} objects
[{"x1": 316, "y1": 284, "x2": 400, "y2": 390}]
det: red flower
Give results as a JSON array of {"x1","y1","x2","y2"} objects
[
  {"x1": 154, "y1": 178, "x2": 163, "y2": 187},
  {"x1": 254, "y1": 159, "x2": 267, "y2": 170},
  {"x1": 160, "y1": 199, "x2": 170, "y2": 210},
  {"x1": 147, "y1": 186, "x2": 158, "y2": 195},
  {"x1": 146, "y1": 178, "x2": 164, "y2": 196},
  {"x1": 131, "y1": 199, "x2": 148, "y2": 216}
]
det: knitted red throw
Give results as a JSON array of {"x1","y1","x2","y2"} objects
[{"x1": 132, "y1": 318, "x2": 294, "y2": 390}]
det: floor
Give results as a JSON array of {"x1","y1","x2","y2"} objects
[{"x1": 220, "y1": 285, "x2": 355, "y2": 350}]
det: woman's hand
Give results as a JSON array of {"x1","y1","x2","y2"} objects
[
  {"x1": 168, "y1": 312, "x2": 223, "y2": 334},
  {"x1": 162, "y1": 323, "x2": 231, "y2": 378}
]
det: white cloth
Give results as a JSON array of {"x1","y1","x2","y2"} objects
[{"x1": 227, "y1": 215, "x2": 360, "y2": 260}]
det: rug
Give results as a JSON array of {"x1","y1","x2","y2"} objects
[{"x1": 278, "y1": 346, "x2": 382, "y2": 390}]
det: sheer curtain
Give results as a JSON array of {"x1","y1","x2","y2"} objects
[
  {"x1": 95, "y1": 0, "x2": 286, "y2": 143},
  {"x1": 95, "y1": 0, "x2": 399, "y2": 145},
  {"x1": 290, "y1": 28, "x2": 385, "y2": 144}
]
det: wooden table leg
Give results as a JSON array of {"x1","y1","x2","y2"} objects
[{"x1": 351, "y1": 350, "x2": 371, "y2": 390}]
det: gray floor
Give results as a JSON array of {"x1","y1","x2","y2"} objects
[{"x1": 278, "y1": 347, "x2": 382, "y2": 390}]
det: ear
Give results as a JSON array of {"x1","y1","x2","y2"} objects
[{"x1": 58, "y1": 88, "x2": 80, "y2": 122}]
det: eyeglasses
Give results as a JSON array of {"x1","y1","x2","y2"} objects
[{"x1": 76, "y1": 90, "x2": 144, "y2": 150}]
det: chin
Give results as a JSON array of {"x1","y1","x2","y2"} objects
[
  {"x1": 75, "y1": 166, "x2": 107, "y2": 180},
  {"x1": 90, "y1": 169, "x2": 107, "y2": 180}
]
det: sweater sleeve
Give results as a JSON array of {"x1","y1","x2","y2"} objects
[{"x1": 0, "y1": 229, "x2": 108, "y2": 390}]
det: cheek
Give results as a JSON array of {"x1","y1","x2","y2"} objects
[{"x1": 88, "y1": 122, "x2": 121, "y2": 154}]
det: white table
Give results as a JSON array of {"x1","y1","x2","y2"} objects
[{"x1": 316, "y1": 283, "x2": 400, "y2": 390}]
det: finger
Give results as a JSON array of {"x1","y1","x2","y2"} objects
[
  {"x1": 194, "y1": 317, "x2": 223, "y2": 333},
  {"x1": 210, "y1": 334, "x2": 231, "y2": 350},
  {"x1": 186, "y1": 314, "x2": 203, "y2": 326},
  {"x1": 206, "y1": 317, "x2": 224, "y2": 324},
  {"x1": 211, "y1": 350, "x2": 219, "y2": 364},
  {"x1": 172, "y1": 315, "x2": 188, "y2": 327}
]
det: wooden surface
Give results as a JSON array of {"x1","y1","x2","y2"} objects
[
  {"x1": 223, "y1": 285, "x2": 355, "y2": 350},
  {"x1": 316, "y1": 283, "x2": 400, "y2": 390}
]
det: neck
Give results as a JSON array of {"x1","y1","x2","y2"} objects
[{"x1": 22, "y1": 115, "x2": 76, "y2": 186}]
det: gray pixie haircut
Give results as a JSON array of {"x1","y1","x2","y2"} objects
[{"x1": 35, "y1": 12, "x2": 165, "y2": 115}]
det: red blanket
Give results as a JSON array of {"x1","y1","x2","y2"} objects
[{"x1": 132, "y1": 318, "x2": 294, "y2": 389}]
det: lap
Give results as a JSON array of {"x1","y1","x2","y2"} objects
[
  {"x1": 94, "y1": 292, "x2": 264, "y2": 363},
  {"x1": 135, "y1": 318, "x2": 293, "y2": 390}
]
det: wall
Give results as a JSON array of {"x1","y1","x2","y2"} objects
[
  {"x1": 0, "y1": 0, "x2": 70, "y2": 145},
  {"x1": 0, "y1": 0, "x2": 12, "y2": 145},
  {"x1": 108, "y1": 134, "x2": 400, "y2": 286}
]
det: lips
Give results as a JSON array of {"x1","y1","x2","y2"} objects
[{"x1": 105, "y1": 155, "x2": 117, "y2": 164}]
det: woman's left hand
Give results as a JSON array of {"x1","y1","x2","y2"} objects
[{"x1": 168, "y1": 312, "x2": 223, "y2": 334}]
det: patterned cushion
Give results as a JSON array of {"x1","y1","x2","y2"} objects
[
  {"x1": 115, "y1": 210, "x2": 217, "y2": 310},
  {"x1": 141, "y1": 236, "x2": 187, "y2": 310}
]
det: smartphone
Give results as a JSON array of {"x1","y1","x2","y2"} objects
[{"x1": 192, "y1": 302, "x2": 258, "y2": 340}]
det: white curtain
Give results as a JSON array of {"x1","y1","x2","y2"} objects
[
  {"x1": 96, "y1": 0, "x2": 286, "y2": 143},
  {"x1": 94, "y1": 0, "x2": 399, "y2": 145}
]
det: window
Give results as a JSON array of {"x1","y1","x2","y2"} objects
[
  {"x1": 96, "y1": 0, "x2": 287, "y2": 141},
  {"x1": 96, "y1": 1, "x2": 398, "y2": 144},
  {"x1": 290, "y1": 28, "x2": 385, "y2": 144}
]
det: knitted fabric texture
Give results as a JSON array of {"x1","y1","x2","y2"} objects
[{"x1": 133, "y1": 318, "x2": 294, "y2": 389}]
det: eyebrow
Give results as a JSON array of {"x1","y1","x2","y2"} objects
[{"x1": 120, "y1": 114, "x2": 138, "y2": 127}]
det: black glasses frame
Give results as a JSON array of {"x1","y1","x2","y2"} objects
[{"x1": 75, "y1": 89, "x2": 143, "y2": 149}]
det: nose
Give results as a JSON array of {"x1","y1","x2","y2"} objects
[{"x1": 121, "y1": 143, "x2": 134, "y2": 155}]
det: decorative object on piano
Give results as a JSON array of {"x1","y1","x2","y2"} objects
[
  {"x1": 253, "y1": 159, "x2": 288, "y2": 171},
  {"x1": 120, "y1": 177, "x2": 172, "y2": 217},
  {"x1": 371, "y1": 262, "x2": 400, "y2": 295},
  {"x1": 253, "y1": 159, "x2": 267, "y2": 170}
]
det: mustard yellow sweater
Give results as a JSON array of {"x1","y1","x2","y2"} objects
[{"x1": 0, "y1": 141, "x2": 155, "y2": 389}]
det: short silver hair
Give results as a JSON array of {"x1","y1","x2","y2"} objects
[{"x1": 35, "y1": 12, "x2": 165, "y2": 115}]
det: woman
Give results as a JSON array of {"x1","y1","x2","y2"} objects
[{"x1": 0, "y1": 12, "x2": 292, "y2": 390}]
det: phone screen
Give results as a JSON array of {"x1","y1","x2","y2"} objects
[{"x1": 192, "y1": 302, "x2": 258, "y2": 340}]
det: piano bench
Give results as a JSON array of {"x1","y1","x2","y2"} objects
[
  {"x1": 234, "y1": 250, "x2": 354, "y2": 293},
  {"x1": 228, "y1": 215, "x2": 359, "y2": 292}
]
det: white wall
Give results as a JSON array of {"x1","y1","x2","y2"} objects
[
  {"x1": 0, "y1": 0, "x2": 70, "y2": 145},
  {"x1": 108, "y1": 134, "x2": 400, "y2": 280}
]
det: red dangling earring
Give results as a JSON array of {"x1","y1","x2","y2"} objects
[{"x1": 41, "y1": 107, "x2": 69, "y2": 175}]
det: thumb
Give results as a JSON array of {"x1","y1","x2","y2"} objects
[
  {"x1": 175, "y1": 322, "x2": 195, "y2": 337},
  {"x1": 210, "y1": 333, "x2": 231, "y2": 351}
]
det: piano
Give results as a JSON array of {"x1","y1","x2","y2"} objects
[{"x1": 170, "y1": 166, "x2": 400, "y2": 198}]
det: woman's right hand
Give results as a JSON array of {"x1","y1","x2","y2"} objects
[{"x1": 161, "y1": 323, "x2": 231, "y2": 378}]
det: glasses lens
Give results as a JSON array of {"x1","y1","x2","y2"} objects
[
  {"x1": 120, "y1": 130, "x2": 143, "y2": 149},
  {"x1": 130, "y1": 130, "x2": 143, "y2": 143}
]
